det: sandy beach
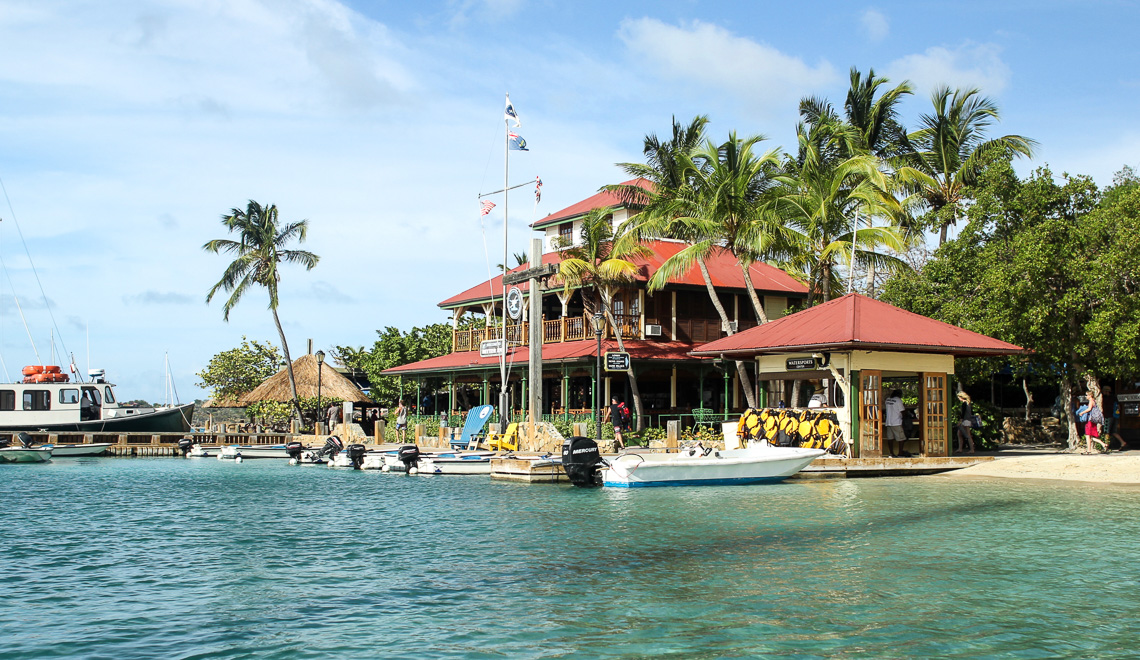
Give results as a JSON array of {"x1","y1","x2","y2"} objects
[{"x1": 947, "y1": 450, "x2": 1140, "y2": 484}]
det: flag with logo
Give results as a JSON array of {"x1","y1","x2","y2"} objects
[
  {"x1": 508, "y1": 132, "x2": 528, "y2": 151},
  {"x1": 504, "y1": 95, "x2": 520, "y2": 127}
]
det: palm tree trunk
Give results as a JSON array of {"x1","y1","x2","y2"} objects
[
  {"x1": 939, "y1": 223, "x2": 949, "y2": 246},
  {"x1": 738, "y1": 262, "x2": 770, "y2": 324},
  {"x1": 271, "y1": 307, "x2": 304, "y2": 421},
  {"x1": 697, "y1": 259, "x2": 757, "y2": 409},
  {"x1": 822, "y1": 261, "x2": 833, "y2": 302}
]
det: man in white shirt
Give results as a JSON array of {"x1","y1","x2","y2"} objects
[{"x1": 884, "y1": 389, "x2": 907, "y2": 457}]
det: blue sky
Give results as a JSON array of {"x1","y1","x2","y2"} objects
[{"x1": 0, "y1": 0, "x2": 1136, "y2": 402}]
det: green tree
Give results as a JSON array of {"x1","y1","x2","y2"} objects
[
  {"x1": 558, "y1": 207, "x2": 652, "y2": 429},
  {"x1": 203, "y1": 201, "x2": 319, "y2": 420},
  {"x1": 195, "y1": 337, "x2": 282, "y2": 404},
  {"x1": 896, "y1": 86, "x2": 1037, "y2": 245},
  {"x1": 345, "y1": 323, "x2": 454, "y2": 405}
]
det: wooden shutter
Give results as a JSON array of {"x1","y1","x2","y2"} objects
[
  {"x1": 921, "y1": 372, "x2": 948, "y2": 457},
  {"x1": 860, "y1": 370, "x2": 883, "y2": 457}
]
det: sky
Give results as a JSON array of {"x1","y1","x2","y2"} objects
[{"x1": 0, "y1": 0, "x2": 1137, "y2": 402}]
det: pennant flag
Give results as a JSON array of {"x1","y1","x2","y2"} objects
[
  {"x1": 535, "y1": 176, "x2": 543, "y2": 202},
  {"x1": 508, "y1": 132, "x2": 528, "y2": 151},
  {"x1": 480, "y1": 200, "x2": 496, "y2": 216},
  {"x1": 504, "y1": 94, "x2": 520, "y2": 127}
]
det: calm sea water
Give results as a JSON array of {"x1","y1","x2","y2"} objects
[{"x1": 3, "y1": 458, "x2": 1139, "y2": 659}]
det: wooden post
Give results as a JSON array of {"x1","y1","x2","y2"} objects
[
  {"x1": 375, "y1": 419, "x2": 385, "y2": 444},
  {"x1": 414, "y1": 423, "x2": 425, "y2": 445},
  {"x1": 666, "y1": 420, "x2": 680, "y2": 450}
]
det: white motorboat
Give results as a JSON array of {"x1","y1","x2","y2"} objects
[
  {"x1": 38, "y1": 442, "x2": 112, "y2": 457},
  {"x1": 379, "y1": 450, "x2": 495, "y2": 473},
  {"x1": 600, "y1": 443, "x2": 825, "y2": 488},
  {"x1": 188, "y1": 444, "x2": 217, "y2": 458},
  {"x1": 218, "y1": 444, "x2": 292, "y2": 460},
  {"x1": 0, "y1": 446, "x2": 52, "y2": 462}
]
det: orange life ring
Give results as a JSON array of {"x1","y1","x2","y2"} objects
[
  {"x1": 22, "y1": 365, "x2": 43, "y2": 376},
  {"x1": 44, "y1": 365, "x2": 62, "y2": 374}
]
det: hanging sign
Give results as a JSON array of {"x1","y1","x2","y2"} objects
[
  {"x1": 506, "y1": 287, "x2": 524, "y2": 320},
  {"x1": 785, "y1": 357, "x2": 816, "y2": 371},
  {"x1": 605, "y1": 352, "x2": 631, "y2": 372},
  {"x1": 480, "y1": 339, "x2": 505, "y2": 358}
]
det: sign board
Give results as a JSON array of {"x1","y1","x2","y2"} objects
[
  {"x1": 506, "y1": 287, "x2": 524, "y2": 320},
  {"x1": 785, "y1": 356, "x2": 816, "y2": 371},
  {"x1": 479, "y1": 339, "x2": 505, "y2": 358},
  {"x1": 502, "y1": 263, "x2": 558, "y2": 286},
  {"x1": 1117, "y1": 393, "x2": 1140, "y2": 403},
  {"x1": 605, "y1": 351, "x2": 631, "y2": 372}
]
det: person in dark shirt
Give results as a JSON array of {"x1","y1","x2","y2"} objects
[{"x1": 605, "y1": 396, "x2": 626, "y2": 451}]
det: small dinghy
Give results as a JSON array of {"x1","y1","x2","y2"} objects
[
  {"x1": 39, "y1": 442, "x2": 112, "y2": 457},
  {"x1": 0, "y1": 432, "x2": 53, "y2": 463}
]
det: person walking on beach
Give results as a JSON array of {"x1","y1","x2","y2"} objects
[
  {"x1": 884, "y1": 389, "x2": 907, "y2": 457},
  {"x1": 395, "y1": 399, "x2": 408, "y2": 443},
  {"x1": 1079, "y1": 391, "x2": 1107, "y2": 453},
  {"x1": 956, "y1": 391, "x2": 976, "y2": 454}
]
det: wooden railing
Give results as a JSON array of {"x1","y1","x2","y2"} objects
[{"x1": 454, "y1": 314, "x2": 641, "y2": 352}]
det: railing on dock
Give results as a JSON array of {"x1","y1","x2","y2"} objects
[{"x1": 454, "y1": 313, "x2": 641, "y2": 352}]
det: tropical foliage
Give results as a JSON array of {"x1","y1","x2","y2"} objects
[{"x1": 195, "y1": 336, "x2": 282, "y2": 404}]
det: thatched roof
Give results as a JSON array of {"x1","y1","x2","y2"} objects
[{"x1": 238, "y1": 353, "x2": 373, "y2": 404}]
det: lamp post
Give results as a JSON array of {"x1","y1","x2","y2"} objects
[
  {"x1": 591, "y1": 312, "x2": 606, "y2": 442},
  {"x1": 315, "y1": 350, "x2": 325, "y2": 431}
]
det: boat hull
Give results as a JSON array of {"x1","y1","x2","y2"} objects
[
  {"x1": 418, "y1": 455, "x2": 493, "y2": 475},
  {"x1": 0, "y1": 447, "x2": 53, "y2": 463},
  {"x1": 602, "y1": 446, "x2": 825, "y2": 488},
  {"x1": 0, "y1": 403, "x2": 194, "y2": 433},
  {"x1": 41, "y1": 443, "x2": 112, "y2": 457},
  {"x1": 219, "y1": 445, "x2": 292, "y2": 459}
]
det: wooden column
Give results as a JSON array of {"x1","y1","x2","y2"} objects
[{"x1": 859, "y1": 369, "x2": 883, "y2": 458}]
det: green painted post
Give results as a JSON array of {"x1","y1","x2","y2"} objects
[
  {"x1": 591, "y1": 363, "x2": 597, "y2": 430},
  {"x1": 481, "y1": 375, "x2": 488, "y2": 406},
  {"x1": 521, "y1": 372, "x2": 527, "y2": 424},
  {"x1": 562, "y1": 368, "x2": 569, "y2": 422},
  {"x1": 850, "y1": 371, "x2": 860, "y2": 459},
  {"x1": 758, "y1": 379, "x2": 768, "y2": 409},
  {"x1": 723, "y1": 370, "x2": 730, "y2": 415}
]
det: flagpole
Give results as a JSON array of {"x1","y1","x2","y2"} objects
[{"x1": 500, "y1": 94, "x2": 510, "y2": 428}]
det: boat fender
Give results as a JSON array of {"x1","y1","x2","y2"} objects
[
  {"x1": 289, "y1": 458, "x2": 298, "y2": 465},
  {"x1": 235, "y1": 455, "x2": 243, "y2": 463},
  {"x1": 408, "y1": 466, "x2": 418, "y2": 475},
  {"x1": 381, "y1": 464, "x2": 390, "y2": 472}
]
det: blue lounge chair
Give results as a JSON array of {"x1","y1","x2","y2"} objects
[{"x1": 450, "y1": 405, "x2": 495, "y2": 450}]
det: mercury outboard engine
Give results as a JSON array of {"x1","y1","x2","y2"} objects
[
  {"x1": 177, "y1": 437, "x2": 194, "y2": 457},
  {"x1": 346, "y1": 443, "x2": 366, "y2": 470},
  {"x1": 319, "y1": 435, "x2": 344, "y2": 461},
  {"x1": 562, "y1": 436, "x2": 605, "y2": 488},
  {"x1": 285, "y1": 441, "x2": 305, "y2": 462},
  {"x1": 16, "y1": 432, "x2": 35, "y2": 448},
  {"x1": 398, "y1": 444, "x2": 421, "y2": 474}
]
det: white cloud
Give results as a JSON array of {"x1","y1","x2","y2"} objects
[
  {"x1": 618, "y1": 18, "x2": 837, "y2": 116},
  {"x1": 887, "y1": 42, "x2": 1011, "y2": 95},
  {"x1": 860, "y1": 9, "x2": 889, "y2": 42}
]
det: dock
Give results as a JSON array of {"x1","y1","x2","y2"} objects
[{"x1": 0, "y1": 431, "x2": 297, "y2": 457}]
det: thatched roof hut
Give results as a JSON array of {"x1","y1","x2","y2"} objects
[{"x1": 238, "y1": 353, "x2": 373, "y2": 405}]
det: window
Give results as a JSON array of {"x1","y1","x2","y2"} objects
[
  {"x1": 103, "y1": 387, "x2": 116, "y2": 404},
  {"x1": 60, "y1": 389, "x2": 79, "y2": 404},
  {"x1": 0, "y1": 390, "x2": 13, "y2": 411},
  {"x1": 558, "y1": 223, "x2": 573, "y2": 246},
  {"x1": 23, "y1": 390, "x2": 50, "y2": 411}
]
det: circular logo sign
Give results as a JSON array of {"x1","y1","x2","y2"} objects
[{"x1": 506, "y1": 287, "x2": 524, "y2": 320}]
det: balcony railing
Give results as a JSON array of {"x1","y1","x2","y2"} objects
[{"x1": 454, "y1": 313, "x2": 641, "y2": 352}]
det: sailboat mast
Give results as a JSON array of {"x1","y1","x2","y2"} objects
[{"x1": 500, "y1": 94, "x2": 510, "y2": 426}]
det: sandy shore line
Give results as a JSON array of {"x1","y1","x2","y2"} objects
[{"x1": 947, "y1": 452, "x2": 1140, "y2": 484}]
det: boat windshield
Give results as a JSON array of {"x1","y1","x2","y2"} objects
[{"x1": 104, "y1": 386, "x2": 115, "y2": 404}]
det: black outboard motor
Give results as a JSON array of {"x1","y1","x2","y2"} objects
[
  {"x1": 16, "y1": 432, "x2": 35, "y2": 448},
  {"x1": 562, "y1": 436, "x2": 604, "y2": 488},
  {"x1": 320, "y1": 435, "x2": 344, "y2": 460},
  {"x1": 285, "y1": 441, "x2": 305, "y2": 462},
  {"x1": 398, "y1": 444, "x2": 421, "y2": 474},
  {"x1": 177, "y1": 437, "x2": 194, "y2": 457},
  {"x1": 346, "y1": 443, "x2": 367, "y2": 470},
  {"x1": 0, "y1": 436, "x2": 10, "y2": 449}
]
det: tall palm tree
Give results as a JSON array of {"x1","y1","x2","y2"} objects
[
  {"x1": 897, "y1": 86, "x2": 1037, "y2": 245},
  {"x1": 204, "y1": 201, "x2": 319, "y2": 420},
  {"x1": 778, "y1": 119, "x2": 910, "y2": 304},
  {"x1": 558, "y1": 207, "x2": 651, "y2": 430}
]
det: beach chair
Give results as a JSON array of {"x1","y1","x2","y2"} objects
[
  {"x1": 485, "y1": 422, "x2": 519, "y2": 452},
  {"x1": 450, "y1": 405, "x2": 495, "y2": 450},
  {"x1": 692, "y1": 408, "x2": 716, "y2": 431}
]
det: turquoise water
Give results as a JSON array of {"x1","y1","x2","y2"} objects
[{"x1": 3, "y1": 459, "x2": 1139, "y2": 659}]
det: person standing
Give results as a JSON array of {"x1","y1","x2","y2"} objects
[
  {"x1": 395, "y1": 399, "x2": 408, "y2": 443},
  {"x1": 883, "y1": 389, "x2": 907, "y2": 457},
  {"x1": 327, "y1": 402, "x2": 341, "y2": 432},
  {"x1": 1082, "y1": 391, "x2": 1107, "y2": 453},
  {"x1": 956, "y1": 391, "x2": 976, "y2": 454}
]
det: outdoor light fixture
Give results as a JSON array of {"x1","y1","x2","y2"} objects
[
  {"x1": 315, "y1": 350, "x2": 325, "y2": 429},
  {"x1": 593, "y1": 312, "x2": 605, "y2": 442}
]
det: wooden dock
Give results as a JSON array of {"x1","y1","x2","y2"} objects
[{"x1": 1, "y1": 431, "x2": 297, "y2": 457}]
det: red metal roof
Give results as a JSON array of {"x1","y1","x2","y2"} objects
[
  {"x1": 531, "y1": 178, "x2": 651, "y2": 230},
  {"x1": 382, "y1": 340, "x2": 701, "y2": 376},
  {"x1": 438, "y1": 240, "x2": 807, "y2": 308},
  {"x1": 691, "y1": 293, "x2": 1026, "y2": 358}
]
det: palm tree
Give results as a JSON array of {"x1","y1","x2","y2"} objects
[
  {"x1": 778, "y1": 119, "x2": 911, "y2": 303},
  {"x1": 897, "y1": 86, "x2": 1037, "y2": 245},
  {"x1": 557, "y1": 207, "x2": 651, "y2": 430},
  {"x1": 204, "y1": 201, "x2": 319, "y2": 420}
]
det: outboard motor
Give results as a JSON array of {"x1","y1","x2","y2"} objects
[
  {"x1": 398, "y1": 444, "x2": 421, "y2": 474},
  {"x1": 0, "y1": 436, "x2": 10, "y2": 449},
  {"x1": 319, "y1": 435, "x2": 344, "y2": 460},
  {"x1": 177, "y1": 437, "x2": 194, "y2": 457},
  {"x1": 285, "y1": 441, "x2": 305, "y2": 462},
  {"x1": 346, "y1": 443, "x2": 367, "y2": 470},
  {"x1": 16, "y1": 432, "x2": 35, "y2": 448},
  {"x1": 562, "y1": 436, "x2": 604, "y2": 488}
]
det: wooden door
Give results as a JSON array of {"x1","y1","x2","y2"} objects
[
  {"x1": 921, "y1": 372, "x2": 948, "y2": 457},
  {"x1": 860, "y1": 370, "x2": 883, "y2": 457}
]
